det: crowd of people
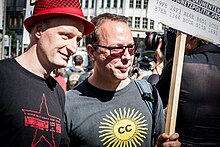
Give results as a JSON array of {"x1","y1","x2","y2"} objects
[{"x1": 0, "y1": 0, "x2": 219, "y2": 146}]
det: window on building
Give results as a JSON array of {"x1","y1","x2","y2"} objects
[
  {"x1": 120, "y1": 0, "x2": 123, "y2": 8},
  {"x1": 150, "y1": 20, "x2": 154, "y2": 29},
  {"x1": 136, "y1": 0, "x2": 141, "y2": 8},
  {"x1": 142, "y1": 18, "x2": 148, "y2": 29},
  {"x1": 128, "y1": 17, "x2": 132, "y2": 28},
  {"x1": 82, "y1": 38, "x2": 86, "y2": 47},
  {"x1": 129, "y1": 0, "x2": 134, "y2": 8},
  {"x1": 113, "y1": 0, "x2": 117, "y2": 8},
  {"x1": 10, "y1": 16, "x2": 17, "y2": 28},
  {"x1": 107, "y1": 0, "x2": 110, "y2": 8},
  {"x1": 135, "y1": 17, "x2": 140, "y2": 28},
  {"x1": 85, "y1": 0, "x2": 88, "y2": 8},
  {"x1": 80, "y1": 0, "x2": 82, "y2": 7},
  {"x1": 162, "y1": 24, "x2": 167, "y2": 30},
  {"x1": 101, "y1": 0, "x2": 104, "y2": 8},
  {"x1": 91, "y1": 0, "x2": 94, "y2": 8},
  {"x1": 20, "y1": 17, "x2": 23, "y2": 28},
  {"x1": 144, "y1": 0, "x2": 148, "y2": 9}
]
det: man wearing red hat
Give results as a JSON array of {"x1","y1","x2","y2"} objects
[{"x1": 0, "y1": 0, "x2": 94, "y2": 146}]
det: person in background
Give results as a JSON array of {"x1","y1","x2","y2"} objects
[
  {"x1": 65, "y1": 12, "x2": 180, "y2": 147},
  {"x1": 77, "y1": 64, "x2": 94, "y2": 84},
  {"x1": 156, "y1": 35, "x2": 220, "y2": 146},
  {"x1": 53, "y1": 68, "x2": 67, "y2": 92},
  {"x1": 67, "y1": 54, "x2": 85, "y2": 89},
  {"x1": 0, "y1": 0, "x2": 94, "y2": 146},
  {"x1": 146, "y1": 39, "x2": 164, "y2": 85},
  {"x1": 73, "y1": 54, "x2": 85, "y2": 72}
]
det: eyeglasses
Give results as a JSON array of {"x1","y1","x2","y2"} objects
[{"x1": 93, "y1": 44, "x2": 137, "y2": 57}]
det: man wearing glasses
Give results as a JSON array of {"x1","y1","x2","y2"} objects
[{"x1": 65, "y1": 13, "x2": 180, "y2": 147}]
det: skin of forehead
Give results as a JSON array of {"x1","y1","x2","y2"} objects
[{"x1": 98, "y1": 20, "x2": 134, "y2": 45}]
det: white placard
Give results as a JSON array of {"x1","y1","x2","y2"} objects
[{"x1": 147, "y1": 0, "x2": 220, "y2": 44}]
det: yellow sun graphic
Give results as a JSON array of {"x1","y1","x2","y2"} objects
[{"x1": 99, "y1": 107, "x2": 148, "y2": 147}]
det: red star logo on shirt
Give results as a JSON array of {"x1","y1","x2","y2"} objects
[{"x1": 22, "y1": 94, "x2": 61, "y2": 147}]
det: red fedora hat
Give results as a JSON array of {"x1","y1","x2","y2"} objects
[{"x1": 24, "y1": 0, "x2": 94, "y2": 35}]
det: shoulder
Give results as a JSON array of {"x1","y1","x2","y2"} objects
[
  {"x1": 0, "y1": 58, "x2": 14, "y2": 70},
  {"x1": 65, "y1": 81, "x2": 87, "y2": 102},
  {"x1": 0, "y1": 58, "x2": 19, "y2": 79},
  {"x1": 66, "y1": 89, "x2": 81, "y2": 99},
  {"x1": 184, "y1": 44, "x2": 220, "y2": 63},
  {"x1": 65, "y1": 82, "x2": 89, "y2": 116},
  {"x1": 133, "y1": 79, "x2": 153, "y2": 93}
]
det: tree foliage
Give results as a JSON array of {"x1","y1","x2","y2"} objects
[{"x1": 5, "y1": 28, "x2": 17, "y2": 54}]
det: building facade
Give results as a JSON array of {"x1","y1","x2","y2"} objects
[
  {"x1": 79, "y1": 0, "x2": 165, "y2": 50},
  {"x1": 3, "y1": 0, "x2": 165, "y2": 56},
  {"x1": 0, "y1": 0, "x2": 26, "y2": 58},
  {"x1": 6, "y1": 0, "x2": 26, "y2": 43}
]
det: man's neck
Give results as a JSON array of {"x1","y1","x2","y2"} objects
[
  {"x1": 15, "y1": 51, "x2": 51, "y2": 79},
  {"x1": 88, "y1": 75, "x2": 131, "y2": 91}
]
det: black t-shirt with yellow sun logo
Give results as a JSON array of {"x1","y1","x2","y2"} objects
[{"x1": 65, "y1": 79, "x2": 165, "y2": 147}]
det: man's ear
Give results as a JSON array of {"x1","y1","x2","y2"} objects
[
  {"x1": 86, "y1": 44, "x2": 96, "y2": 61},
  {"x1": 34, "y1": 22, "x2": 43, "y2": 38}
]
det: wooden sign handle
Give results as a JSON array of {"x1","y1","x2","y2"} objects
[{"x1": 165, "y1": 31, "x2": 187, "y2": 134}]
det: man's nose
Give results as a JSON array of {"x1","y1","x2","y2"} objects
[
  {"x1": 121, "y1": 47, "x2": 131, "y2": 59},
  {"x1": 66, "y1": 39, "x2": 78, "y2": 56}
]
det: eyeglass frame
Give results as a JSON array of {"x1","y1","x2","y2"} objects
[{"x1": 92, "y1": 43, "x2": 137, "y2": 57}]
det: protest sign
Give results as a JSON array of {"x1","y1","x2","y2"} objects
[
  {"x1": 147, "y1": 0, "x2": 220, "y2": 44},
  {"x1": 147, "y1": 0, "x2": 220, "y2": 134}
]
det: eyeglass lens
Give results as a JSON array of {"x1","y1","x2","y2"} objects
[{"x1": 110, "y1": 44, "x2": 136, "y2": 57}]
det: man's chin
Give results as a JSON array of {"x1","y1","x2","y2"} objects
[
  {"x1": 55, "y1": 62, "x2": 67, "y2": 68},
  {"x1": 116, "y1": 73, "x2": 129, "y2": 80}
]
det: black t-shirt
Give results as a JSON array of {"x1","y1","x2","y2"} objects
[
  {"x1": 65, "y1": 79, "x2": 165, "y2": 147},
  {"x1": 0, "y1": 58, "x2": 69, "y2": 147},
  {"x1": 156, "y1": 44, "x2": 220, "y2": 146}
]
